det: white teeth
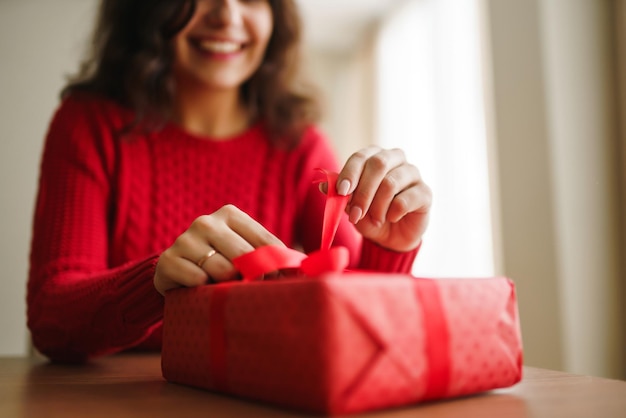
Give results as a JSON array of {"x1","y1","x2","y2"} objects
[{"x1": 198, "y1": 40, "x2": 241, "y2": 53}]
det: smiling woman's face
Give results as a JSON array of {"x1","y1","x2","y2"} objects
[{"x1": 172, "y1": 0, "x2": 274, "y2": 92}]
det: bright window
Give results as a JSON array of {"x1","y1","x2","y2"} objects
[{"x1": 375, "y1": 0, "x2": 494, "y2": 277}]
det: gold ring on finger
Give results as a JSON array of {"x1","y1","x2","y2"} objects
[{"x1": 196, "y1": 249, "x2": 218, "y2": 269}]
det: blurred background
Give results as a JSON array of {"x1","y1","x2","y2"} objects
[{"x1": 0, "y1": 0, "x2": 624, "y2": 380}]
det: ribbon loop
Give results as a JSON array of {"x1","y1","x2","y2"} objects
[
  {"x1": 232, "y1": 245, "x2": 307, "y2": 282},
  {"x1": 300, "y1": 247, "x2": 350, "y2": 277}
]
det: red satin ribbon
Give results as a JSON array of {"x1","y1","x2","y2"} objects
[
  {"x1": 316, "y1": 170, "x2": 349, "y2": 251},
  {"x1": 415, "y1": 279, "x2": 450, "y2": 399}
]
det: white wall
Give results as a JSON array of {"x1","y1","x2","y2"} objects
[
  {"x1": 539, "y1": 0, "x2": 622, "y2": 379},
  {"x1": 483, "y1": 0, "x2": 623, "y2": 378},
  {"x1": 0, "y1": 0, "x2": 98, "y2": 355}
]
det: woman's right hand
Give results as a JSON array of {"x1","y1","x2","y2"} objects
[{"x1": 154, "y1": 204, "x2": 285, "y2": 295}]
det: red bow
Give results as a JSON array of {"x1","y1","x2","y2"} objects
[{"x1": 233, "y1": 170, "x2": 350, "y2": 281}]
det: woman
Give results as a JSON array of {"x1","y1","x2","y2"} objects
[{"x1": 27, "y1": 0, "x2": 431, "y2": 363}]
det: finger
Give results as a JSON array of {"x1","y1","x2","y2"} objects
[
  {"x1": 194, "y1": 219, "x2": 256, "y2": 261},
  {"x1": 346, "y1": 149, "x2": 407, "y2": 224},
  {"x1": 215, "y1": 205, "x2": 286, "y2": 250},
  {"x1": 367, "y1": 164, "x2": 421, "y2": 225},
  {"x1": 336, "y1": 146, "x2": 381, "y2": 196},
  {"x1": 386, "y1": 182, "x2": 432, "y2": 223},
  {"x1": 189, "y1": 207, "x2": 280, "y2": 261},
  {"x1": 154, "y1": 250, "x2": 208, "y2": 295},
  {"x1": 196, "y1": 250, "x2": 239, "y2": 283}
]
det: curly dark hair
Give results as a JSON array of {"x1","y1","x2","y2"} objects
[{"x1": 63, "y1": 0, "x2": 320, "y2": 144}]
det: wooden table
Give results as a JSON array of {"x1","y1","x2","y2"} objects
[{"x1": 1, "y1": 354, "x2": 625, "y2": 417}]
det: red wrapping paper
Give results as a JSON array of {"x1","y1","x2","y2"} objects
[
  {"x1": 161, "y1": 172, "x2": 523, "y2": 413},
  {"x1": 161, "y1": 274, "x2": 522, "y2": 414}
]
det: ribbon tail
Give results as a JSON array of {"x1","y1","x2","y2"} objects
[{"x1": 316, "y1": 170, "x2": 350, "y2": 251}]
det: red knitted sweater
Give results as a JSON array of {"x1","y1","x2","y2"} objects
[{"x1": 27, "y1": 94, "x2": 418, "y2": 362}]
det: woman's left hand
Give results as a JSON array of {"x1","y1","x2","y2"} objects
[{"x1": 330, "y1": 146, "x2": 432, "y2": 253}]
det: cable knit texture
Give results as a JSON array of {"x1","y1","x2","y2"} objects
[{"x1": 28, "y1": 94, "x2": 418, "y2": 363}]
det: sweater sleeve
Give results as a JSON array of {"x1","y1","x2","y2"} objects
[
  {"x1": 27, "y1": 96, "x2": 163, "y2": 363},
  {"x1": 294, "y1": 127, "x2": 419, "y2": 274}
]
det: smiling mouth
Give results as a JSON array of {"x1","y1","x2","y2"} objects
[{"x1": 195, "y1": 40, "x2": 244, "y2": 54}]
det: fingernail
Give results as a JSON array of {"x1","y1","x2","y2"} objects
[
  {"x1": 349, "y1": 206, "x2": 362, "y2": 224},
  {"x1": 337, "y1": 179, "x2": 351, "y2": 196}
]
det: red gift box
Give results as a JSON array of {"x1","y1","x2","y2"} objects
[
  {"x1": 162, "y1": 274, "x2": 522, "y2": 414},
  {"x1": 160, "y1": 171, "x2": 523, "y2": 413}
]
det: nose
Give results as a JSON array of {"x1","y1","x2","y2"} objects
[{"x1": 206, "y1": 0, "x2": 242, "y2": 27}]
